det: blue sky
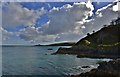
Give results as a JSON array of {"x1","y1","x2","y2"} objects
[
  {"x1": 20, "y1": 2, "x2": 74, "y2": 28},
  {"x1": 20, "y1": 2, "x2": 112, "y2": 28},
  {"x1": 2, "y1": 1, "x2": 118, "y2": 45}
]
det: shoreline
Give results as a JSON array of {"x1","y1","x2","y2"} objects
[
  {"x1": 67, "y1": 59, "x2": 120, "y2": 77},
  {"x1": 52, "y1": 42, "x2": 120, "y2": 58},
  {"x1": 52, "y1": 47, "x2": 120, "y2": 77}
]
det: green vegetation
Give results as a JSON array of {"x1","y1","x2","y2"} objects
[
  {"x1": 73, "y1": 25, "x2": 120, "y2": 50},
  {"x1": 55, "y1": 24, "x2": 120, "y2": 58},
  {"x1": 79, "y1": 40, "x2": 91, "y2": 46},
  {"x1": 56, "y1": 18, "x2": 120, "y2": 77}
]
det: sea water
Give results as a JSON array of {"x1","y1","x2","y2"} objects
[{"x1": 2, "y1": 46, "x2": 111, "y2": 75}]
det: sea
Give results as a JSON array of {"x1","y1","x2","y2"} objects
[{"x1": 2, "y1": 46, "x2": 111, "y2": 76}]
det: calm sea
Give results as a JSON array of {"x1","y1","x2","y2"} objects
[{"x1": 2, "y1": 46, "x2": 110, "y2": 76}]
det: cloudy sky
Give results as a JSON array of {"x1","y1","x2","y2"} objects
[{"x1": 1, "y1": 0, "x2": 119, "y2": 45}]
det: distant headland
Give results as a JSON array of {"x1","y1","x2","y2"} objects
[{"x1": 35, "y1": 42, "x2": 76, "y2": 46}]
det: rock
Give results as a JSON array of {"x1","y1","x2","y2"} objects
[
  {"x1": 45, "y1": 53, "x2": 47, "y2": 55},
  {"x1": 68, "y1": 59, "x2": 120, "y2": 77},
  {"x1": 54, "y1": 24, "x2": 120, "y2": 59},
  {"x1": 48, "y1": 48, "x2": 53, "y2": 50},
  {"x1": 81, "y1": 66, "x2": 90, "y2": 68}
]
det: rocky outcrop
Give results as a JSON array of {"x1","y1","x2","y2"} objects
[
  {"x1": 68, "y1": 59, "x2": 120, "y2": 77},
  {"x1": 54, "y1": 25, "x2": 120, "y2": 59}
]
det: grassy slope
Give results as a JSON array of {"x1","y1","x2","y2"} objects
[
  {"x1": 73, "y1": 25, "x2": 120, "y2": 51},
  {"x1": 55, "y1": 25, "x2": 120, "y2": 58},
  {"x1": 75, "y1": 25, "x2": 119, "y2": 45}
]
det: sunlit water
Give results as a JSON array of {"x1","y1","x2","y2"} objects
[{"x1": 2, "y1": 46, "x2": 111, "y2": 75}]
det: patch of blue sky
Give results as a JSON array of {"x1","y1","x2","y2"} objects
[
  {"x1": 92, "y1": 0, "x2": 115, "y2": 2},
  {"x1": 82, "y1": 2, "x2": 113, "y2": 20},
  {"x1": 8, "y1": 2, "x2": 113, "y2": 31},
  {"x1": 46, "y1": 2, "x2": 73, "y2": 8},
  {"x1": 35, "y1": 14, "x2": 49, "y2": 27},
  {"x1": 89, "y1": 2, "x2": 113, "y2": 19},
  {"x1": 20, "y1": 2, "x2": 74, "y2": 10},
  {"x1": 20, "y1": 2, "x2": 45, "y2": 10},
  {"x1": 6, "y1": 25, "x2": 25, "y2": 32},
  {"x1": 20, "y1": 2, "x2": 74, "y2": 28},
  {"x1": 92, "y1": 2, "x2": 112, "y2": 13}
]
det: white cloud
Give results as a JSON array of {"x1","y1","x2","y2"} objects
[
  {"x1": 1, "y1": 27, "x2": 14, "y2": 41},
  {"x1": 53, "y1": 1, "x2": 118, "y2": 41},
  {"x1": 16, "y1": 2, "x2": 94, "y2": 43},
  {"x1": 0, "y1": 3, "x2": 2, "y2": 45},
  {"x1": 2, "y1": 1, "x2": 119, "y2": 44},
  {"x1": 39, "y1": 2, "x2": 93, "y2": 35},
  {"x1": 2, "y1": 2, "x2": 46, "y2": 44},
  {"x1": 2, "y1": 2, "x2": 46, "y2": 30},
  {"x1": 55, "y1": 32, "x2": 84, "y2": 42},
  {"x1": 1, "y1": 0, "x2": 65, "y2": 2},
  {"x1": 1, "y1": 27, "x2": 36, "y2": 45},
  {"x1": 18, "y1": 27, "x2": 40, "y2": 41},
  {"x1": 113, "y1": 1, "x2": 120, "y2": 11},
  {"x1": 93, "y1": 0, "x2": 115, "y2": 2},
  {"x1": 18, "y1": 27, "x2": 57, "y2": 43},
  {"x1": 82, "y1": 1, "x2": 118, "y2": 34}
]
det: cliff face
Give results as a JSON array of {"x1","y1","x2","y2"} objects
[
  {"x1": 74, "y1": 25, "x2": 120, "y2": 47},
  {"x1": 54, "y1": 25, "x2": 120, "y2": 58}
]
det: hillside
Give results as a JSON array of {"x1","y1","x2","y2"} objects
[
  {"x1": 74, "y1": 25, "x2": 120, "y2": 47},
  {"x1": 54, "y1": 24, "x2": 120, "y2": 58}
]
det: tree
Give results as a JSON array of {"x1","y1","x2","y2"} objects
[
  {"x1": 93, "y1": 30, "x2": 95, "y2": 33},
  {"x1": 104, "y1": 25, "x2": 107, "y2": 27},
  {"x1": 87, "y1": 33, "x2": 90, "y2": 36}
]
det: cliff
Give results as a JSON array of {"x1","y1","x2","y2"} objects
[{"x1": 54, "y1": 24, "x2": 120, "y2": 58}]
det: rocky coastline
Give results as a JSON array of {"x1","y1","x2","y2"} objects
[
  {"x1": 68, "y1": 59, "x2": 120, "y2": 77},
  {"x1": 53, "y1": 24, "x2": 120, "y2": 77},
  {"x1": 53, "y1": 46, "x2": 120, "y2": 59}
]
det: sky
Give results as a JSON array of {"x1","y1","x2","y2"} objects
[{"x1": 1, "y1": 0, "x2": 119, "y2": 45}]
